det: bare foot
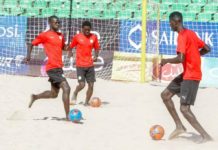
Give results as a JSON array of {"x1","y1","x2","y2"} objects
[
  {"x1": 65, "y1": 117, "x2": 70, "y2": 122},
  {"x1": 84, "y1": 102, "x2": 90, "y2": 107},
  {"x1": 196, "y1": 135, "x2": 213, "y2": 144},
  {"x1": 169, "y1": 127, "x2": 187, "y2": 140},
  {"x1": 70, "y1": 100, "x2": 77, "y2": 105},
  {"x1": 70, "y1": 93, "x2": 77, "y2": 105},
  {"x1": 28, "y1": 94, "x2": 37, "y2": 108}
]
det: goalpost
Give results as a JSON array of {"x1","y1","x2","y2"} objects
[{"x1": 140, "y1": 0, "x2": 147, "y2": 83}]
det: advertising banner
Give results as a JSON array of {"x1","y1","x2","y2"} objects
[
  {"x1": 0, "y1": 16, "x2": 27, "y2": 74},
  {"x1": 119, "y1": 20, "x2": 158, "y2": 54},
  {"x1": 119, "y1": 20, "x2": 218, "y2": 57},
  {"x1": 159, "y1": 21, "x2": 218, "y2": 57}
]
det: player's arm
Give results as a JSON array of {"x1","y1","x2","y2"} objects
[
  {"x1": 62, "y1": 36, "x2": 69, "y2": 51},
  {"x1": 160, "y1": 53, "x2": 185, "y2": 66},
  {"x1": 67, "y1": 46, "x2": 74, "y2": 58},
  {"x1": 25, "y1": 44, "x2": 34, "y2": 63},
  {"x1": 196, "y1": 33, "x2": 210, "y2": 56},
  {"x1": 63, "y1": 44, "x2": 69, "y2": 51},
  {"x1": 161, "y1": 33, "x2": 186, "y2": 66},
  {"x1": 67, "y1": 36, "x2": 77, "y2": 58},
  {"x1": 25, "y1": 33, "x2": 44, "y2": 63},
  {"x1": 93, "y1": 36, "x2": 100, "y2": 62},
  {"x1": 93, "y1": 50, "x2": 99, "y2": 62},
  {"x1": 200, "y1": 44, "x2": 210, "y2": 56}
]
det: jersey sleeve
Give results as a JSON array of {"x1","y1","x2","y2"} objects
[
  {"x1": 94, "y1": 36, "x2": 100, "y2": 51},
  {"x1": 176, "y1": 34, "x2": 187, "y2": 54},
  {"x1": 70, "y1": 35, "x2": 77, "y2": 48},
  {"x1": 32, "y1": 32, "x2": 45, "y2": 46}
]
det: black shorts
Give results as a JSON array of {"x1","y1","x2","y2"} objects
[
  {"x1": 47, "y1": 68, "x2": 66, "y2": 88},
  {"x1": 167, "y1": 74, "x2": 200, "y2": 105},
  {"x1": 76, "y1": 66, "x2": 96, "y2": 83}
]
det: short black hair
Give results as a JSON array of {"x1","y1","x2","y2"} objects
[
  {"x1": 82, "y1": 21, "x2": 92, "y2": 28},
  {"x1": 48, "y1": 15, "x2": 59, "y2": 23},
  {"x1": 169, "y1": 11, "x2": 183, "y2": 22}
]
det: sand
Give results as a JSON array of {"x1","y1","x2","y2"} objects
[{"x1": 0, "y1": 75, "x2": 218, "y2": 150}]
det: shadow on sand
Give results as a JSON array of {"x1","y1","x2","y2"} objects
[
  {"x1": 178, "y1": 132, "x2": 203, "y2": 143},
  {"x1": 78, "y1": 101, "x2": 110, "y2": 106},
  {"x1": 33, "y1": 116, "x2": 84, "y2": 124}
]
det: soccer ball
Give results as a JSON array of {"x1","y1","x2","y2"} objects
[
  {"x1": 90, "y1": 97, "x2": 101, "y2": 107},
  {"x1": 68, "y1": 109, "x2": 82, "y2": 123},
  {"x1": 150, "y1": 125, "x2": 165, "y2": 140}
]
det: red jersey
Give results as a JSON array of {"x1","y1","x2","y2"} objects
[
  {"x1": 176, "y1": 29, "x2": 205, "y2": 81},
  {"x1": 32, "y1": 30, "x2": 65, "y2": 71},
  {"x1": 70, "y1": 33, "x2": 100, "y2": 67}
]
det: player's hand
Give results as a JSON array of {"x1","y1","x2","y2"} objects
[
  {"x1": 93, "y1": 56, "x2": 98, "y2": 62},
  {"x1": 160, "y1": 59, "x2": 168, "y2": 66},
  {"x1": 68, "y1": 51, "x2": 73, "y2": 58},
  {"x1": 23, "y1": 56, "x2": 31, "y2": 64}
]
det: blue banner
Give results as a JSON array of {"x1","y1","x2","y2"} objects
[
  {"x1": 119, "y1": 20, "x2": 157, "y2": 54},
  {"x1": 0, "y1": 16, "x2": 27, "y2": 74},
  {"x1": 119, "y1": 20, "x2": 141, "y2": 53},
  {"x1": 159, "y1": 21, "x2": 218, "y2": 57},
  {"x1": 119, "y1": 21, "x2": 218, "y2": 57}
]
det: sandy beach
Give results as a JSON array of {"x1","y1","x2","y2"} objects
[{"x1": 0, "y1": 75, "x2": 218, "y2": 150}]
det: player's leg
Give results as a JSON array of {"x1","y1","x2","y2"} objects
[
  {"x1": 161, "y1": 89, "x2": 186, "y2": 139},
  {"x1": 59, "y1": 80, "x2": 71, "y2": 120},
  {"x1": 161, "y1": 74, "x2": 186, "y2": 139},
  {"x1": 72, "y1": 82, "x2": 85, "y2": 103},
  {"x1": 29, "y1": 83, "x2": 59, "y2": 108},
  {"x1": 84, "y1": 66, "x2": 96, "y2": 106},
  {"x1": 71, "y1": 67, "x2": 86, "y2": 105},
  {"x1": 180, "y1": 104, "x2": 212, "y2": 143},
  {"x1": 46, "y1": 68, "x2": 70, "y2": 119},
  {"x1": 85, "y1": 82, "x2": 94, "y2": 105},
  {"x1": 180, "y1": 80, "x2": 212, "y2": 143}
]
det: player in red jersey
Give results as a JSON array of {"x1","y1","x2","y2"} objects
[
  {"x1": 25, "y1": 16, "x2": 70, "y2": 120},
  {"x1": 68, "y1": 21, "x2": 100, "y2": 106},
  {"x1": 160, "y1": 12, "x2": 212, "y2": 143}
]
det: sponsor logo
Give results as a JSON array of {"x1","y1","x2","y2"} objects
[
  {"x1": 119, "y1": 20, "x2": 217, "y2": 57},
  {"x1": 0, "y1": 25, "x2": 21, "y2": 38},
  {"x1": 40, "y1": 56, "x2": 105, "y2": 75},
  {"x1": 0, "y1": 16, "x2": 27, "y2": 47},
  {"x1": 161, "y1": 64, "x2": 183, "y2": 81},
  {"x1": 0, "y1": 16, "x2": 27, "y2": 73},
  {"x1": 128, "y1": 24, "x2": 141, "y2": 50},
  {"x1": 0, "y1": 55, "x2": 24, "y2": 67}
]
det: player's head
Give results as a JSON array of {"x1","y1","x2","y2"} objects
[
  {"x1": 169, "y1": 11, "x2": 183, "y2": 31},
  {"x1": 82, "y1": 21, "x2": 92, "y2": 36},
  {"x1": 48, "y1": 15, "x2": 60, "y2": 31}
]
